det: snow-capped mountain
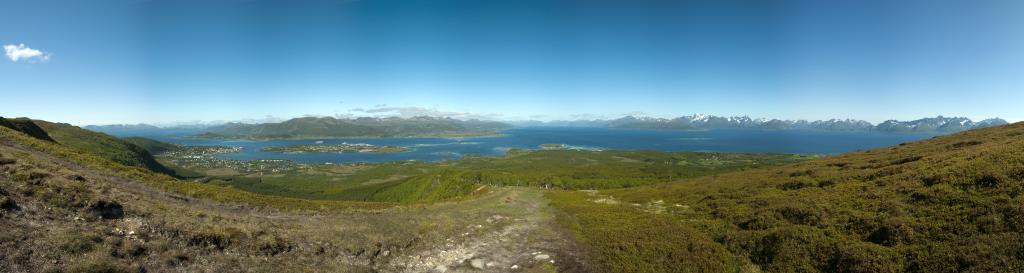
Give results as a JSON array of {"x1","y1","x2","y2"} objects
[
  {"x1": 607, "y1": 115, "x2": 1008, "y2": 133},
  {"x1": 874, "y1": 116, "x2": 1008, "y2": 132}
]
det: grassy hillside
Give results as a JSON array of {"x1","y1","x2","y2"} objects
[
  {"x1": 31, "y1": 120, "x2": 178, "y2": 177},
  {"x1": 0, "y1": 123, "x2": 394, "y2": 211},
  {"x1": 0, "y1": 125, "x2": 573, "y2": 272},
  {"x1": 549, "y1": 122, "x2": 1024, "y2": 273},
  {"x1": 440, "y1": 150, "x2": 810, "y2": 189},
  {"x1": 7, "y1": 116, "x2": 1024, "y2": 272},
  {"x1": 202, "y1": 116, "x2": 510, "y2": 139},
  {"x1": 188, "y1": 150, "x2": 808, "y2": 203}
]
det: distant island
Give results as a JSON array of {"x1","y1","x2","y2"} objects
[
  {"x1": 196, "y1": 116, "x2": 511, "y2": 140},
  {"x1": 261, "y1": 143, "x2": 408, "y2": 154}
]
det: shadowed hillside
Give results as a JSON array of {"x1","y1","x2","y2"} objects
[
  {"x1": 0, "y1": 117, "x2": 56, "y2": 142},
  {"x1": 122, "y1": 137, "x2": 180, "y2": 155},
  {"x1": 31, "y1": 120, "x2": 178, "y2": 177}
]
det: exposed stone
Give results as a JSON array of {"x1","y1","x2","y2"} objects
[{"x1": 470, "y1": 258, "x2": 485, "y2": 269}]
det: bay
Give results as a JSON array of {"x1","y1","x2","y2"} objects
[{"x1": 152, "y1": 127, "x2": 943, "y2": 164}]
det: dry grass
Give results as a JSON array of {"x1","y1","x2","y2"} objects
[{"x1": 0, "y1": 126, "x2": 579, "y2": 272}]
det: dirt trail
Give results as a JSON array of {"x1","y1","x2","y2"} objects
[{"x1": 382, "y1": 188, "x2": 582, "y2": 273}]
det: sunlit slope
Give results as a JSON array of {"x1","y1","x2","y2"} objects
[
  {"x1": 199, "y1": 150, "x2": 808, "y2": 203},
  {"x1": 0, "y1": 125, "x2": 574, "y2": 273},
  {"x1": 551, "y1": 122, "x2": 1024, "y2": 273}
]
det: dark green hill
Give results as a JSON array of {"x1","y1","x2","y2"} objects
[
  {"x1": 202, "y1": 116, "x2": 510, "y2": 139},
  {"x1": 30, "y1": 121, "x2": 177, "y2": 177},
  {"x1": 548, "y1": 121, "x2": 1024, "y2": 273},
  {"x1": 122, "y1": 137, "x2": 180, "y2": 155},
  {"x1": 0, "y1": 117, "x2": 56, "y2": 142}
]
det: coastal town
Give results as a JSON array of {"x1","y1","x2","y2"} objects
[
  {"x1": 261, "y1": 142, "x2": 409, "y2": 154},
  {"x1": 156, "y1": 145, "x2": 297, "y2": 173}
]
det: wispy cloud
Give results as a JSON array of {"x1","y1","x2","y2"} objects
[
  {"x1": 622, "y1": 111, "x2": 648, "y2": 117},
  {"x1": 349, "y1": 106, "x2": 502, "y2": 120},
  {"x1": 3, "y1": 43, "x2": 51, "y2": 63},
  {"x1": 569, "y1": 113, "x2": 610, "y2": 120}
]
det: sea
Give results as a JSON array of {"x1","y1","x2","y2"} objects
[{"x1": 148, "y1": 127, "x2": 944, "y2": 164}]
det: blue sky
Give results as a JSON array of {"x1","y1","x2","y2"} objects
[{"x1": 2, "y1": 0, "x2": 1023, "y2": 125}]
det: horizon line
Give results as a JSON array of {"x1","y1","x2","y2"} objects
[{"x1": 66, "y1": 113, "x2": 1015, "y2": 128}]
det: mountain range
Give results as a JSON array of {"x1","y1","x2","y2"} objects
[
  {"x1": 83, "y1": 123, "x2": 213, "y2": 137},
  {"x1": 197, "y1": 116, "x2": 511, "y2": 139},
  {"x1": 604, "y1": 114, "x2": 1007, "y2": 133},
  {"x1": 85, "y1": 115, "x2": 1010, "y2": 138}
]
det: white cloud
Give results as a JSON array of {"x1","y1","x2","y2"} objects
[
  {"x1": 349, "y1": 106, "x2": 502, "y2": 120},
  {"x1": 4, "y1": 43, "x2": 51, "y2": 62}
]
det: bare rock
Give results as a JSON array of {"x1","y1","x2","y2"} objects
[{"x1": 470, "y1": 258, "x2": 485, "y2": 269}]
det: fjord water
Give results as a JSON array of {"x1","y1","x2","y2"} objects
[{"x1": 157, "y1": 127, "x2": 943, "y2": 164}]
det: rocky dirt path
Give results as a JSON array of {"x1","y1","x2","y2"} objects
[{"x1": 382, "y1": 188, "x2": 585, "y2": 273}]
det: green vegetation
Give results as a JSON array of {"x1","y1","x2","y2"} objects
[
  {"x1": 186, "y1": 161, "x2": 491, "y2": 204},
  {"x1": 0, "y1": 124, "x2": 570, "y2": 272},
  {"x1": 201, "y1": 116, "x2": 510, "y2": 139},
  {"x1": 0, "y1": 125, "x2": 389, "y2": 211},
  {"x1": 548, "y1": 191, "x2": 751, "y2": 273},
  {"x1": 6, "y1": 116, "x2": 1024, "y2": 273},
  {"x1": 262, "y1": 143, "x2": 408, "y2": 153},
  {"x1": 31, "y1": 120, "x2": 177, "y2": 176},
  {"x1": 122, "y1": 136, "x2": 180, "y2": 155},
  {"x1": 547, "y1": 121, "x2": 1024, "y2": 273},
  {"x1": 166, "y1": 148, "x2": 808, "y2": 203},
  {"x1": 440, "y1": 150, "x2": 811, "y2": 189},
  {"x1": 356, "y1": 170, "x2": 489, "y2": 203},
  {"x1": 197, "y1": 161, "x2": 427, "y2": 201}
]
